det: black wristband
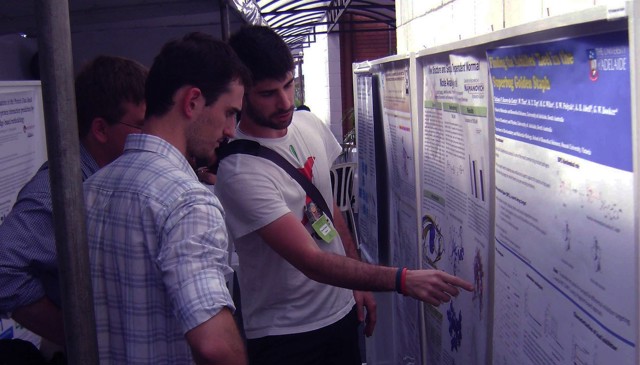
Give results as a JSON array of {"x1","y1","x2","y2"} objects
[{"x1": 395, "y1": 267, "x2": 404, "y2": 294}]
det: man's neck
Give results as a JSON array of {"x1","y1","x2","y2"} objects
[
  {"x1": 143, "y1": 115, "x2": 187, "y2": 157},
  {"x1": 80, "y1": 139, "x2": 108, "y2": 168},
  {"x1": 237, "y1": 118, "x2": 287, "y2": 139}
]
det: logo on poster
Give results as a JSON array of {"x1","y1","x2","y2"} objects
[{"x1": 587, "y1": 49, "x2": 598, "y2": 81}]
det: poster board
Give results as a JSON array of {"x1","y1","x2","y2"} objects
[
  {"x1": 357, "y1": 55, "x2": 423, "y2": 365},
  {"x1": 353, "y1": 67, "x2": 381, "y2": 265},
  {"x1": 0, "y1": 81, "x2": 47, "y2": 347},
  {"x1": 355, "y1": 3, "x2": 638, "y2": 365},
  {"x1": 416, "y1": 48, "x2": 494, "y2": 365},
  {"x1": 378, "y1": 57, "x2": 422, "y2": 365},
  {"x1": 489, "y1": 29, "x2": 636, "y2": 365}
]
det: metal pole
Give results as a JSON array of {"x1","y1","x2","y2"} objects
[
  {"x1": 219, "y1": 0, "x2": 231, "y2": 41},
  {"x1": 34, "y1": 1, "x2": 99, "y2": 364}
]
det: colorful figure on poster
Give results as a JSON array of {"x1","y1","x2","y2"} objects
[
  {"x1": 422, "y1": 215, "x2": 444, "y2": 267},
  {"x1": 473, "y1": 247, "x2": 484, "y2": 320},
  {"x1": 447, "y1": 301, "x2": 463, "y2": 352},
  {"x1": 449, "y1": 225, "x2": 464, "y2": 275}
]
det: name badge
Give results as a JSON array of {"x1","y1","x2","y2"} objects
[{"x1": 304, "y1": 202, "x2": 337, "y2": 243}]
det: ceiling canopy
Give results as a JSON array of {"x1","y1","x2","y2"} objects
[
  {"x1": 230, "y1": 0, "x2": 396, "y2": 51},
  {"x1": 0, "y1": 0, "x2": 395, "y2": 53},
  {"x1": 0, "y1": 0, "x2": 245, "y2": 38}
]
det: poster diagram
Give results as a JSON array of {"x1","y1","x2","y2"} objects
[
  {"x1": 420, "y1": 52, "x2": 492, "y2": 365},
  {"x1": 381, "y1": 64, "x2": 416, "y2": 201},
  {"x1": 489, "y1": 31, "x2": 636, "y2": 365}
]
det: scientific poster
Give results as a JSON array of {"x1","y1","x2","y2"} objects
[
  {"x1": 0, "y1": 82, "x2": 47, "y2": 347},
  {"x1": 379, "y1": 61, "x2": 421, "y2": 365},
  {"x1": 0, "y1": 88, "x2": 45, "y2": 220},
  {"x1": 488, "y1": 31, "x2": 636, "y2": 365},
  {"x1": 355, "y1": 73, "x2": 379, "y2": 264},
  {"x1": 420, "y1": 52, "x2": 492, "y2": 365}
]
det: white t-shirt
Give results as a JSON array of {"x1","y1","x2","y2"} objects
[{"x1": 216, "y1": 111, "x2": 355, "y2": 339}]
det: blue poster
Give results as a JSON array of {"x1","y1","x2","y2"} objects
[{"x1": 487, "y1": 31, "x2": 631, "y2": 171}]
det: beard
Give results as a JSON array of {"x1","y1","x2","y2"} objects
[{"x1": 244, "y1": 99, "x2": 294, "y2": 130}]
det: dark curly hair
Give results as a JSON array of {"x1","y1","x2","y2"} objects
[{"x1": 228, "y1": 26, "x2": 294, "y2": 83}]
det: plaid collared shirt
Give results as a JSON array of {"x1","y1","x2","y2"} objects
[{"x1": 85, "y1": 134, "x2": 234, "y2": 364}]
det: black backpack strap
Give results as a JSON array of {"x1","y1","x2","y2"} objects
[{"x1": 216, "y1": 139, "x2": 334, "y2": 222}]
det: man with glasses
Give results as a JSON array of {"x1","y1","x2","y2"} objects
[{"x1": 0, "y1": 55, "x2": 147, "y2": 348}]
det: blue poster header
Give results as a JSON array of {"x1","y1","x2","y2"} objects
[{"x1": 487, "y1": 31, "x2": 631, "y2": 171}]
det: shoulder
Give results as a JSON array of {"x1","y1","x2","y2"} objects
[
  {"x1": 15, "y1": 165, "x2": 53, "y2": 200},
  {"x1": 217, "y1": 155, "x2": 281, "y2": 191},
  {"x1": 293, "y1": 111, "x2": 324, "y2": 129}
]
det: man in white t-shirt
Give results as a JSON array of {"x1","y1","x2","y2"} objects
[{"x1": 216, "y1": 26, "x2": 474, "y2": 365}]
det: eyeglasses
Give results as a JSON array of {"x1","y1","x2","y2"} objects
[{"x1": 117, "y1": 121, "x2": 143, "y2": 130}]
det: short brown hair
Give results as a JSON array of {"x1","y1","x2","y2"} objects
[
  {"x1": 75, "y1": 55, "x2": 148, "y2": 137},
  {"x1": 145, "y1": 32, "x2": 250, "y2": 118}
]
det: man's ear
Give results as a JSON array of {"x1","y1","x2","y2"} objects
[
  {"x1": 182, "y1": 87, "x2": 202, "y2": 119},
  {"x1": 89, "y1": 117, "x2": 110, "y2": 144}
]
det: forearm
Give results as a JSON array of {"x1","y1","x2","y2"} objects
[
  {"x1": 332, "y1": 202, "x2": 359, "y2": 260},
  {"x1": 12, "y1": 296, "x2": 65, "y2": 347},
  {"x1": 259, "y1": 213, "x2": 473, "y2": 304},
  {"x1": 186, "y1": 307, "x2": 246, "y2": 365},
  {"x1": 304, "y1": 251, "x2": 396, "y2": 292}
]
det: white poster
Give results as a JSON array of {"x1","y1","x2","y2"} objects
[
  {"x1": 0, "y1": 82, "x2": 47, "y2": 347},
  {"x1": 489, "y1": 31, "x2": 636, "y2": 365},
  {"x1": 420, "y1": 52, "x2": 492, "y2": 365},
  {"x1": 380, "y1": 61, "x2": 421, "y2": 365},
  {"x1": 355, "y1": 74, "x2": 379, "y2": 264},
  {"x1": 0, "y1": 88, "x2": 46, "y2": 220}
]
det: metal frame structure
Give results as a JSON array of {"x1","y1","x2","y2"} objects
[{"x1": 231, "y1": 0, "x2": 395, "y2": 50}]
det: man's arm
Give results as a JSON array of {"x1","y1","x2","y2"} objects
[
  {"x1": 257, "y1": 213, "x2": 473, "y2": 306},
  {"x1": 12, "y1": 296, "x2": 65, "y2": 347},
  {"x1": 185, "y1": 307, "x2": 246, "y2": 365},
  {"x1": 332, "y1": 201, "x2": 359, "y2": 260},
  {"x1": 332, "y1": 201, "x2": 377, "y2": 336},
  {"x1": 0, "y1": 171, "x2": 65, "y2": 344}
]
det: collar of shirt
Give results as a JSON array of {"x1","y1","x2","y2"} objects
[
  {"x1": 79, "y1": 143, "x2": 100, "y2": 181},
  {"x1": 123, "y1": 133, "x2": 198, "y2": 181}
]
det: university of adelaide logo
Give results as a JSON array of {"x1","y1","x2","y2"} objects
[{"x1": 587, "y1": 48, "x2": 598, "y2": 81}]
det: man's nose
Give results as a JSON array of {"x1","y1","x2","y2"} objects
[
  {"x1": 276, "y1": 90, "x2": 292, "y2": 110},
  {"x1": 224, "y1": 119, "x2": 236, "y2": 138}
]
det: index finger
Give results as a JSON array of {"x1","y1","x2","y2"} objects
[{"x1": 446, "y1": 274, "x2": 474, "y2": 292}]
